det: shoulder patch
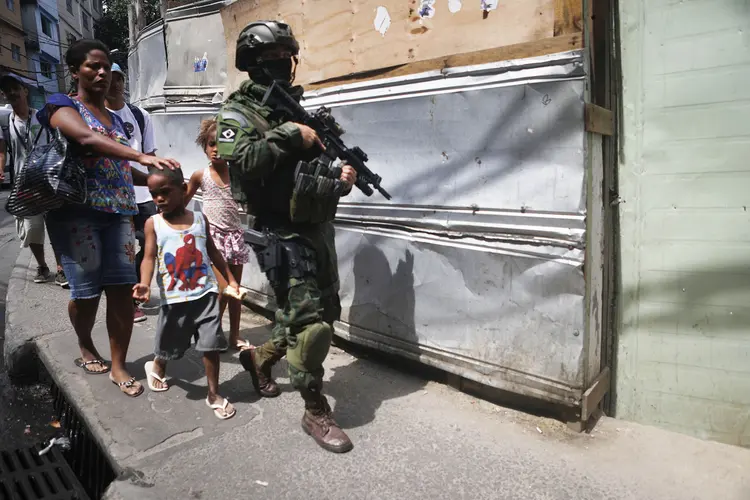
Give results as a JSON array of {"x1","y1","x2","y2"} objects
[{"x1": 219, "y1": 126, "x2": 238, "y2": 143}]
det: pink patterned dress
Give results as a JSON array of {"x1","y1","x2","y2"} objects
[{"x1": 200, "y1": 167, "x2": 250, "y2": 265}]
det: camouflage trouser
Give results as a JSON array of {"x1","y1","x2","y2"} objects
[{"x1": 254, "y1": 222, "x2": 341, "y2": 391}]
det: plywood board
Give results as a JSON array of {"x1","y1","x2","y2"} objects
[
  {"x1": 584, "y1": 103, "x2": 613, "y2": 136},
  {"x1": 554, "y1": 0, "x2": 583, "y2": 35},
  {"x1": 581, "y1": 366, "x2": 610, "y2": 420},
  {"x1": 222, "y1": 0, "x2": 557, "y2": 88},
  {"x1": 307, "y1": 33, "x2": 582, "y2": 90}
]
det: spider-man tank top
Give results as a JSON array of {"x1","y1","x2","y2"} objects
[{"x1": 154, "y1": 212, "x2": 218, "y2": 305}]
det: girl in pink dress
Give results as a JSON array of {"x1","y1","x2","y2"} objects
[{"x1": 187, "y1": 118, "x2": 252, "y2": 350}]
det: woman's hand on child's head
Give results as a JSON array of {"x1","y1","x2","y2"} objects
[
  {"x1": 132, "y1": 283, "x2": 151, "y2": 303},
  {"x1": 139, "y1": 154, "x2": 181, "y2": 171}
]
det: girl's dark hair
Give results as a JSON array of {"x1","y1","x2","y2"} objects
[
  {"x1": 148, "y1": 166, "x2": 185, "y2": 187},
  {"x1": 66, "y1": 39, "x2": 111, "y2": 70},
  {"x1": 196, "y1": 118, "x2": 218, "y2": 151}
]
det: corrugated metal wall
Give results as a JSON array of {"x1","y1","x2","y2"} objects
[
  {"x1": 130, "y1": 0, "x2": 607, "y2": 413},
  {"x1": 301, "y1": 56, "x2": 593, "y2": 405},
  {"x1": 616, "y1": 0, "x2": 750, "y2": 446}
]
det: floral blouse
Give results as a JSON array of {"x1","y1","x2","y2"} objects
[{"x1": 38, "y1": 94, "x2": 137, "y2": 215}]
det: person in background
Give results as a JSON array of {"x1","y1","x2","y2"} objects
[
  {"x1": 39, "y1": 39, "x2": 179, "y2": 398},
  {"x1": 186, "y1": 118, "x2": 252, "y2": 350},
  {"x1": 134, "y1": 167, "x2": 240, "y2": 420},
  {"x1": 0, "y1": 74, "x2": 67, "y2": 286},
  {"x1": 106, "y1": 62, "x2": 157, "y2": 323}
]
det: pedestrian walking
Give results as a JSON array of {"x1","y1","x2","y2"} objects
[
  {"x1": 0, "y1": 74, "x2": 67, "y2": 286},
  {"x1": 134, "y1": 166, "x2": 240, "y2": 420},
  {"x1": 106, "y1": 62, "x2": 158, "y2": 323},
  {"x1": 39, "y1": 39, "x2": 179, "y2": 397},
  {"x1": 186, "y1": 118, "x2": 252, "y2": 350},
  {"x1": 217, "y1": 21, "x2": 357, "y2": 453}
]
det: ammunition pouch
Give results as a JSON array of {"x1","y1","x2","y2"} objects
[
  {"x1": 289, "y1": 159, "x2": 346, "y2": 224},
  {"x1": 254, "y1": 233, "x2": 317, "y2": 290}
]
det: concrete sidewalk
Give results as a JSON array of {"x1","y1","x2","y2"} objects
[{"x1": 6, "y1": 247, "x2": 750, "y2": 500}]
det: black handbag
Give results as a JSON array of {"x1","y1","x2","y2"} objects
[{"x1": 5, "y1": 126, "x2": 87, "y2": 217}]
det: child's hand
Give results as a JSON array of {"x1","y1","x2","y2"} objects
[
  {"x1": 224, "y1": 282, "x2": 245, "y2": 300},
  {"x1": 133, "y1": 283, "x2": 151, "y2": 303}
]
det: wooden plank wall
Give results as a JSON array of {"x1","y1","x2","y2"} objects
[{"x1": 221, "y1": 0, "x2": 583, "y2": 91}]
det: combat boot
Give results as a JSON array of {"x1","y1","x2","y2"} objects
[
  {"x1": 240, "y1": 347, "x2": 281, "y2": 398},
  {"x1": 300, "y1": 388, "x2": 353, "y2": 454}
]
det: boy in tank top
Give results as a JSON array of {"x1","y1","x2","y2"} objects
[{"x1": 133, "y1": 167, "x2": 241, "y2": 420}]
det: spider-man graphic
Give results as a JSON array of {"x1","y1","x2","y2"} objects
[{"x1": 164, "y1": 234, "x2": 208, "y2": 291}]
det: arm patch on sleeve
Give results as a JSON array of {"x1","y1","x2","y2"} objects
[
  {"x1": 218, "y1": 126, "x2": 238, "y2": 143},
  {"x1": 216, "y1": 119, "x2": 245, "y2": 159}
]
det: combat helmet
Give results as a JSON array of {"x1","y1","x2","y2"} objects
[{"x1": 235, "y1": 21, "x2": 300, "y2": 72}]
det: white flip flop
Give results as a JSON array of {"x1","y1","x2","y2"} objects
[
  {"x1": 144, "y1": 361, "x2": 169, "y2": 392},
  {"x1": 205, "y1": 397, "x2": 236, "y2": 420}
]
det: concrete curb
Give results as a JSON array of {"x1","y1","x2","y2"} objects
[
  {"x1": 4, "y1": 248, "x2": 40, "y2": 382},
  {"x1": 3, "y1": 242, "x2": 107, "y2": 382}
]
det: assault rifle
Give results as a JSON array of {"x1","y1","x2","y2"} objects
[{"x1": 261, "y1": 81, "x2": 392, "y2": 200}]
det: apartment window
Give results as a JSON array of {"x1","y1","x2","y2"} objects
[
  {"x1": 66, "y1": 0, "x2": 72, "y2": 14},
  {"x1": 40, "y1": 60, "x2": 52, "y2": 79},
  {"x1": 82, "y1": 12, "x2": 89, "y2": 31},
  {"x1": 93, "y1": 0, "x2": 99, "y2": 12},
  {"x1": 66, "y1": 33, "x2": 76, "y2": 47},
  {"x1": 6, "y1": 0, "x2": 13, "y2": 12},
  {"x1": 41, "y1": 16, "x2": 53, "y2": 37},
  {"x1": 11, "y1": 44, "x2": 21, "y2": 62}
]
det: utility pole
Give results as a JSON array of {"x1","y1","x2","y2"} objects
[
  {"x1": 128, "y1": 3, "x2": 135, "y2": 46},
  {"x1": 132, "y1": 0, "x2": 145, "y2": 37}
]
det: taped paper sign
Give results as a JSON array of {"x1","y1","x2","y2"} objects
[
  {"x1": 374, "y1": 6, "x2": 391, "y2": 36},
  {"x1": 480, "y1": 0, "x2": 499, "y2": 11},
  {"x1": 418, "y1": 0, "x2": 436, "y2": 18},
  {"x1": 193, "y1": 52, "x2": 208, "y2": 72}
]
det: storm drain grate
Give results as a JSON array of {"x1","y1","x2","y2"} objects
[
  {"x1": 50, "y1": 382, "x2": 115, "y2": 500},
  {"x1": 0, "y1": 446, "x2": 89, "y2": 500}
]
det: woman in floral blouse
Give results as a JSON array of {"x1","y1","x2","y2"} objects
[{"x1": 39, "y1": 39, "x2": 180, "y2": 397}]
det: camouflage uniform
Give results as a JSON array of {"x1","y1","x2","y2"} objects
[{"x1": 217, "y1": 80, "x2": 351, "y2": 452}]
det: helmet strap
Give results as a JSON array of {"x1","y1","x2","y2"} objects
[{"x1": 290, "y1": 56, "x2": 299, "y2": 84}]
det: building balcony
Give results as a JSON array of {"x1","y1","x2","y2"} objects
[{"x1": 24, "y1": 32, "x2": 39, "y2": 51}]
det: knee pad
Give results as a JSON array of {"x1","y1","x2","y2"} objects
[{"x1": 285, "y1": 321, "x2": 332, "y2": 375}]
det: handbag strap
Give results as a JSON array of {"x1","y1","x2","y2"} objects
[{"x1": 32, "y1": 123, "x2": 52, "y2": 147}]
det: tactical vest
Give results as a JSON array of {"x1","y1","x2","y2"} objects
[{"x1": 222, "y1": 102, "x2": 344, "y2": 226}]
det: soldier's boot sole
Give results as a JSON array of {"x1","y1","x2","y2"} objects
[{"x1": 239, "y1": 348, "x2": 280, "y2": 398}]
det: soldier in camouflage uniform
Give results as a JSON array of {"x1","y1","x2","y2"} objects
[{"x1": 216, "y1": 21, "x2": 356, "y2": 453}]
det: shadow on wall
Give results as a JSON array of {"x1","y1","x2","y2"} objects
[
  {"x1": 614, "y1": 263, "x2": 750, "y2": 444},
  {"x1": 622, "y1": 263, "x2": 750, "y2": 336},
  {"x1": 324, "y1": 84, "x2": 584, "y2": 427},
  {"x1": 327, "y1": 239, "x2": 426, "y2": 430},
  {"x1": 352, "y1": 81, "x2": 583, "y2": 208}
]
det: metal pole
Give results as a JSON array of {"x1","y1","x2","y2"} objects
[
  {"x1": 127, "y1": 3, "x2": 136, "y2": 46},
  {"x1": 134, "y1": 0, "x2": 145, "y2": 34}
]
